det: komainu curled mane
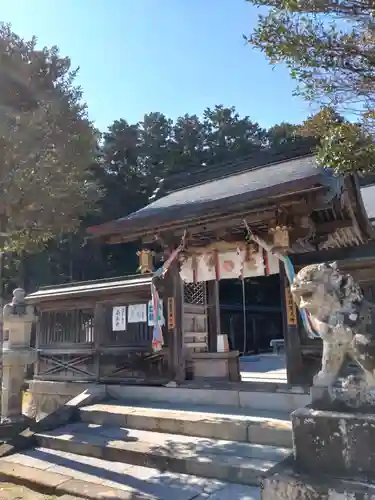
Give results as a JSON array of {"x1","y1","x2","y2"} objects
[{"x1": 291, "y1": 262, "x2": 375, "y2": 394}]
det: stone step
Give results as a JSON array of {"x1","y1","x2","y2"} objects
[
  {"x1": 0, "y1": 447, "x2": 261, "y2": 499},
  {"x1": 35, "y1": 422, "x2": 290, "y2": 486},
  {"x1": 79, "y1": 401, "x2": 293, "y2": 448},
  {"x1": 107, "y1": 384, "x2": 310, "y2": 413}
]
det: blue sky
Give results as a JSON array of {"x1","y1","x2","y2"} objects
[{"x1": 2, "y1": 0, "x2": 317, "y2": 132}]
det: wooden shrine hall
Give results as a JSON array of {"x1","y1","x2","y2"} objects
[
  {"x1": 25, "y1": 146, "x2": 375, "y2": 390},
  {"x1": 83, "y1": 148, "x2": 373, "y2": 387}
]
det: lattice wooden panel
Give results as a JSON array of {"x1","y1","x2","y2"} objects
[
  {"x1": 183, "y1": 282, "x2": 208, "y2": 353},
  {"x1": 39, "y1": 309, "x2": 94, "y2": 346},
  {"x1": 184, "y1": 282, "x2": 207, "y2": 305}
]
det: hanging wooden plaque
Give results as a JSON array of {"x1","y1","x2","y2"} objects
[
  {"x1": 167, "y1": 297, "x2": 176, "y2": 330},
  {"x1": 273, "y1": 227, "x2": 290, "y2": 248},
  {"x1": 285, "y1": 286, "x2": 298, "y2": 326},
  {"x1": 136, "y1": 249, "x2": 154, "y2": 274}
]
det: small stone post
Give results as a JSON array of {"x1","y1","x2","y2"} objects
[{"x1": 1, "y1": 288, "x2": 36, "y2": 423}]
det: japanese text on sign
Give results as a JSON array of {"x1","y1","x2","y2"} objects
[
  {"x1": 128, "y1": 304, "x2": 147, "y2": 323},
  {"x1": 167, "y1": 297, "x2": 176, "y2": 330},
  {"x1": 112, "y1": 306, "x2": 127, "y2": 331},
  {"x1": 148, "y1": 300, "x2": 165, "y2": 326},
  {"x1": 285, "y1": 287, "x2": 297, "y2": 326}
]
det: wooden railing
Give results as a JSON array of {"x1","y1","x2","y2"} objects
[
  {"x1": 39, "y1": 309, "x2": 94, "y2": 346},
  {"x1": 34, "y1": 304, "x2": 169, "y2": 384}
]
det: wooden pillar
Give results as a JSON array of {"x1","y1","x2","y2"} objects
[
  {"x1": 164, "y1": 260, "x2": 185, "y2": 383},
  {"x1": 207, "y1": 280, "x2": 221, "y2": 352},
  {"x1": 280, "y1": 264, "x2": 304, "y2": 385},
  {"x1": 93, "y1": 303, "x2": 106, "y2": 382}
]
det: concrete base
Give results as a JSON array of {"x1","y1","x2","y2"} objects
[
  {"x1": 28, "y1": 381, "x2": 101, "y2": 420},
  {"x1": 108, "y1": 383, "x2": 310, "y2": 413},
  {"x1": 262, "y1": 460, "x2": 375, "y2": 499},
  {"x1": 190, "y1": 351, "x2": 241, "y2": 382},
  {"x1": 27, "y1": 379, "x2": 311, "y2": 416}
]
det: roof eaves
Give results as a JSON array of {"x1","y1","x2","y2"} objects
[
  {"x1": 26, "y1": 275, "x2": 153, "y2": 304},
  {"x1": 88, "y1": 170, "x2": 327, "y2": 239}
]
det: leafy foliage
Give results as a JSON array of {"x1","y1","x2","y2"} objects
[
  {"x1": 267, "y1": 122, "x2": 300, "y2": 146},
  {"x1": 201, "y1": 105, "x2": 267, "y2": 163},
  {"x1": 299, "y1": 107, "x2": 344, "y2": 139},
  {"x1": 245, "y1": 0, "x2": 375, "y2": 174},
  {"x1": 317, "y1": 121, "x2": 375, "y2": 175},
  {"x1": 0, "y1": 23, "x2": 99, "y2": 253},
  {"x1": 245, "y1": 0, "x2": 375, "y2": 117},
  {"x1": 297, "y1": 106, "x2": 375, "y2": 174}
]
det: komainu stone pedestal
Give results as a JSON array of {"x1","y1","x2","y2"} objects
[
  {"x1": 262, "y1": 407, "x2": 375, "y2": 499},
  {"x1": 262, "y1": 459, "x2": 375, "y2": 499},
  {"x1": 293, "y1": 407, "x2": 375, "y2": 479},
  {"x1": 261, "y1": 262, "x2": 375, "y2": 498}
]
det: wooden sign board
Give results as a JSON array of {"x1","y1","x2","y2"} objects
[
  {"x1": 167, "y1": 297, "x2": 176, "y2": 330},
  {"x1": 273, "y1": 228, "x2": 290, "y2": 248},
  {"x1": 285, "y1": 287, "x2": 298, "y2": 326},
  {"x1": 137, "y1": 249, "x2": 154, "y2": 274}
]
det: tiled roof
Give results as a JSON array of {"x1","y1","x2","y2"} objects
[{"x1": 89, "y1": 154, "x2": 331, "y2": 237}]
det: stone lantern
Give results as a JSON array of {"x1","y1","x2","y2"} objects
[{"x1": 1, "y1": 288, "x2": 36, "y2": 423}]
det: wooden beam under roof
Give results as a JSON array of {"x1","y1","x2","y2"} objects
[{"x1": 291, "y1": 242, "x2": 375, "y2": 266}]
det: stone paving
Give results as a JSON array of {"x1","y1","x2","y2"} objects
[
  {"x1": 0, "y1": 482, "x2": 56, "y2": 500},
  {"x1": 240, "y1": 354, "x2": 287, "y2": 384},
  {"x1": 2, "y1": 447, "x2": 260, "y2": 499}
]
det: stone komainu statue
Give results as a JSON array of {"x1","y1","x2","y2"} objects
[{"x1": 291, "y1": 262, "x2": 375, "y2": 394}]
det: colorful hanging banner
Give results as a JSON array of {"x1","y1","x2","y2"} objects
[
  {"x1": 147, "y1": 299, "x2": 164, "y2": 326},
  {"x1": 151, "y1": 282, "x2": 164, "y2": 351},
  {"x1": 150, "y1": 231, "x2": 186, "y2": 352}
]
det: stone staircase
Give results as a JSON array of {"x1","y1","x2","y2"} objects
[{"x1": 0, "y1": 386, "x2": 309, "y2": 499}]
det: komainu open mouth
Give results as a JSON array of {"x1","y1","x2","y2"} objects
[{"x1": 302, "y1": 291, "x2": 314, "y2": 300}]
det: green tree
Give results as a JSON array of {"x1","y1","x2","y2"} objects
[
  {"x1": 245, "y1": 0, "x2": 375, "y2": 174},
  {"x1": 138, "y1": 112, "x2": 173, "y2": 183},
  {"x1": 202, "y1": 105, "x2": 266, "y2": 164},
  {"x1": 96, "y1": 119, "x2": 144, "y2": 220},
  {"x1": 299, "y1": 107, "x2": 344, "y2": 139},
  {"x1": 245, "y1": 0, "x2": 375, "y2": 119},
  {"x1": 170, "y1": 114, "x2": 205, "y2": 173},
  {"x1": 267, "y1": 122, "x2": 300, "y2": 147},
  {"x1": 92, "y1": 119, "x2": 147, "y2": 277},
  {"x1": 298, "y1": 107, "x2": 375, "y2": 174},
  {"x1": 0, "y1": 23, "x2": 99, "y2": 253}
]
